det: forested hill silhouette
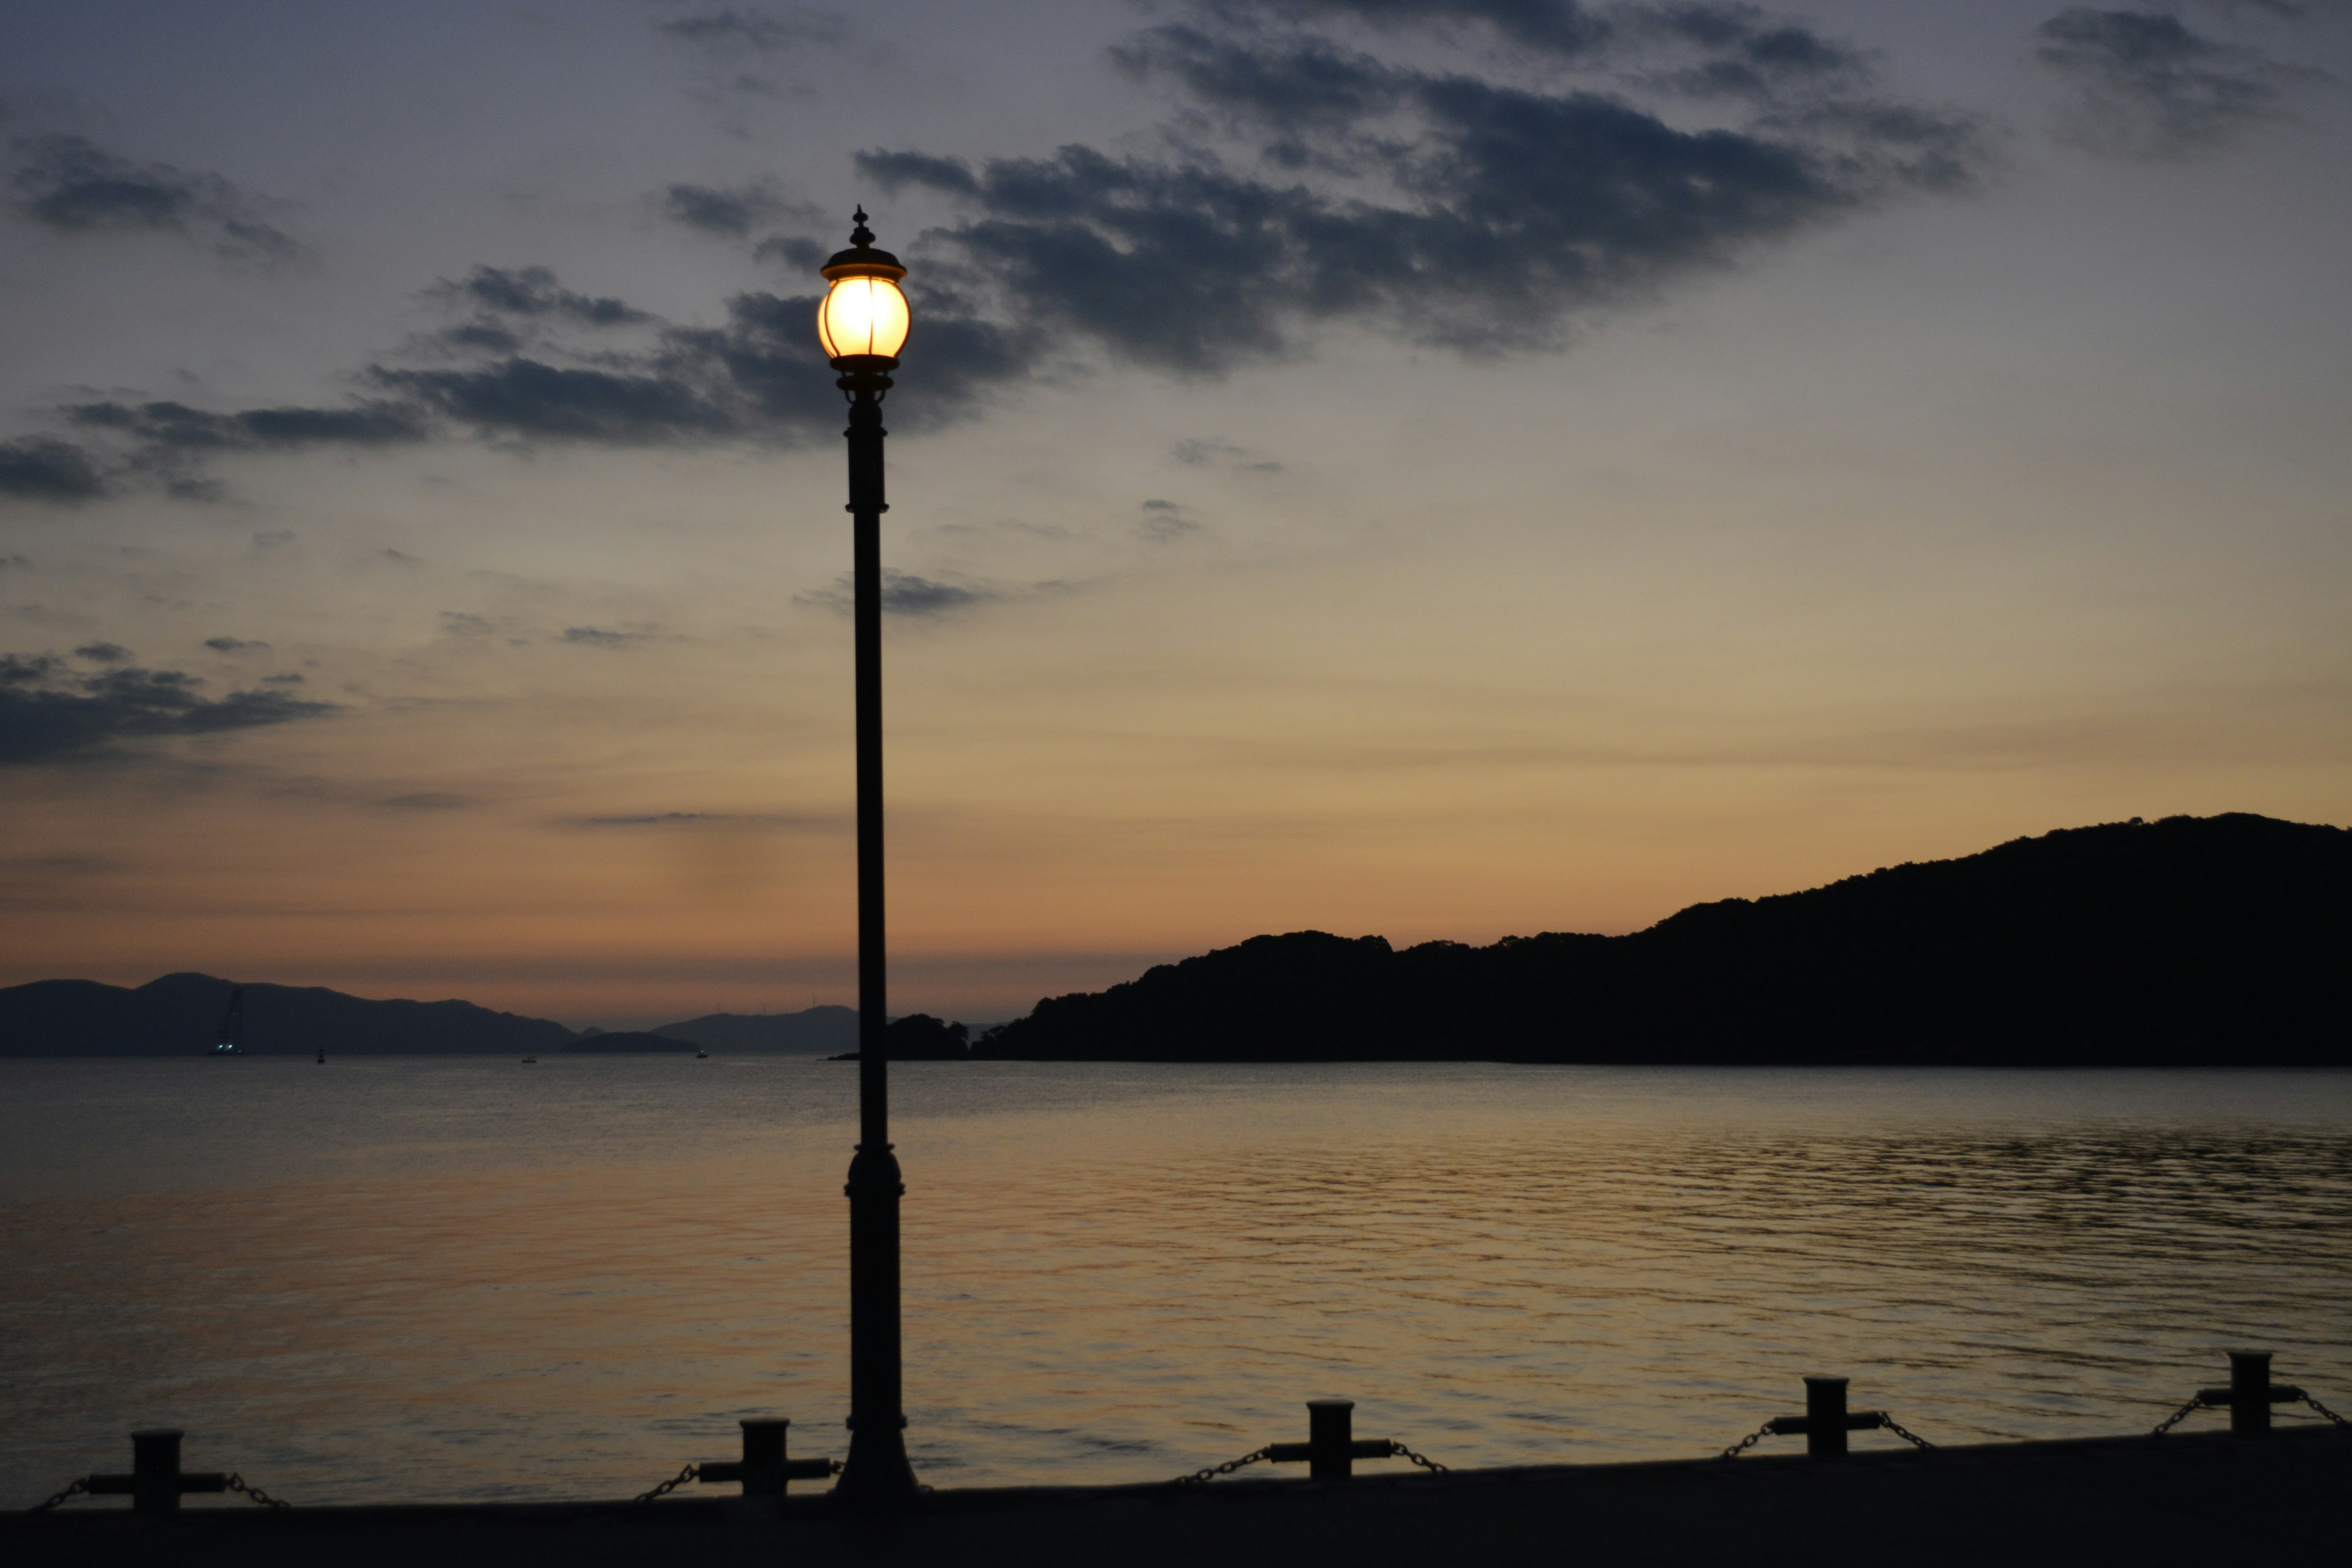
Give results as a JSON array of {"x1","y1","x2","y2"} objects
[
  {"x1": 0, "y1": 973, "x2": 576, "y2": 1057},
  {"x1": 973, "y1": 814, "x2": 2350, "y2": 1066}
]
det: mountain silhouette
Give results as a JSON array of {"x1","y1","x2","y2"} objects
[
  {"x1": 649, "y1": 1005, "x2": 859, "y2": 1055},
  {"x1": 973, "y1": 813, "x2": 2350, "y2": 1065},
  {"x1": 0, "y1": 972, "x2": 575, "y2": 1057}
]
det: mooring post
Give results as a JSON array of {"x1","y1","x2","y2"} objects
[
  {"x1": 1804, "y1": 1377, "x2": 1851, "y2": 1461},
  {"x1": 1265, "y1": 1399, "x2": 1396, "y2": 1480},
  {"x1": 81, "y1": 1429, "x2": 229, "y2": 1515},
  {"x1": 1308, "y1": 1399, "x2": 1355, "y2": 1480},
  {"x1": 698, "y1": 1417, "x2": 835, "y2": 1498},
  {"x1": 2229, "y1": 1351, "x2": 2274, "y2": 1439}
]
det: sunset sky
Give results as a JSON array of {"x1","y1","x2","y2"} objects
[{"x1": 2, "y1": 1, "x2": 2346, "y2": 1027}]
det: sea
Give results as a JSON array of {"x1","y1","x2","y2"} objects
[{"x1": 4, "y1": 1058, "x2": 2348, "y2": 1507}]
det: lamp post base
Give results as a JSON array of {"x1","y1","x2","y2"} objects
[{"x1": 837, "y1": 1142, "x2": 919, "y2": 1507}]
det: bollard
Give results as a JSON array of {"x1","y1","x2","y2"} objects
[
  {"x1": 1265, "y1": 1399, "x2": 1397, "y2": 1482},
  {"x1": 1805, "y1": 1378, "x2": 1850, "y2": 1461},
  {"x1": 83, "y1": 1430, "x2": 229, "y2": 1516},
  {"x1": 1308, "y1": 1399, "x2": 1354, "y2": 1480},
  {"x1": 698, "y1": 1418, "x2": 835, "y2": 1497},
  {"x1": 2230, "y1": 1352, "x2": 2272, "y2": 1439},
  {"x1": 1759, "y1": 1377, "x2": 1894, "y2": 1461},
  {"x1": 2190, "y1": 1351, "x2": 2302, "y2": 1440}
]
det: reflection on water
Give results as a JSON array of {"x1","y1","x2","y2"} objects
[{"x1": 2, "y1": 1060, "x2": 2346, "y2": 1502}]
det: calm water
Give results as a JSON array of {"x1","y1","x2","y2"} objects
[{"x1": 4, "y1": 1060, "x2": 2348, "y2": 1506}]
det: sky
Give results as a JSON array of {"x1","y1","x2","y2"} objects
[{"x1": 1, "y1": 1, "x2": 2347, "y2": 1028}]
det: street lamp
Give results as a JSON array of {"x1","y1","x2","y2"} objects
[{"x1": 820, "y1": 208, "x2": 919, "y2": 1505}]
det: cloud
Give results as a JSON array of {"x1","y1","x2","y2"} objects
[
  {"x1": 67, "y1": 398, "x2": 429, "y2": 451},
  {"x1": 1206, "y1": 0, "x2": 1613, "y2": 56},
  {"x1": 0, "y1": 652, "x2": 338, "y2": 764},
  {"x1": 429, "y1": 265, "x2": 653, "y2": 330},
  {"x1": 863, "y1": 18, "x2": 1978, "y2": 371},
  {"x1": 382, "y1": 791, "x2": 472, "y2": 810},
  {"x1": 652, "y1": 6, "x2": 845, "y2": 53},
  {"x1": 560, "y1": 625, "x2": 664, "y2": 647},
  {"x1": 1172, "y1": 435, "x2": 1283, "y2": 473},
  {"x1": 808, "y1": 568, "x2": 998, "y2": 616},
  {"x1": 6, "y1": 132, "x2": 300, "y2": 259},
  {"x1": 2034, "y1": 7, "x2": 2320, "y2": 158},
  {"x1": 1138, "y1": 499, "x2": 1200, "y2": 541},
  {"x1": 662, "y1": 179, "x2": 810, "y2": 236},
  {"x1": 204, "y1": 636, "x2": 270, "y2": 654},
  {"x1": 0, "y1": 437, "x2": 107, "y2": 504},
  {"x1": 260, "y1": 672, "x2": 306, "y2": 685},
  {"x1": 73, "y1": 642, "x2": 132, "y2": 663}
]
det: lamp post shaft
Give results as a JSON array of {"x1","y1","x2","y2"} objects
[{"x1": 837, "y1": 372, "x2": 917, "y2": 1503}]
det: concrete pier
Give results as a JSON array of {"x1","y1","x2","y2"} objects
[{"x1": 10, "y1": 1426, "x2": 2345, "y2": 1568}]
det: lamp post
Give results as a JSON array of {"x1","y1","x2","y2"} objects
[{"x1": 817, "y1": 208, "x2": 919, "y2": 1505}]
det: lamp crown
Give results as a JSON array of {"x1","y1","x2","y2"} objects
[{"x1": 821, "y1": 207, "x2": 905, "y2": 282}]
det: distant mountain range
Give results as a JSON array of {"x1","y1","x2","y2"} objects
[
  {"x1": 0, "y1": 974, "x2": 858, "y2": 1058},
  {"x1": 4, "y1": 814, "x2": 2342, "y2": 1064},
  {"x1": 971, "y1": 813, "x2": 2350, "y2": 1066}
]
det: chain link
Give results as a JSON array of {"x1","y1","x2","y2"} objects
[
  {"x1": 632, "y1": 1463, "x2": 700, "y2": 1504},
  {"x1": 2296, "y1": 1393, "x2": 2347, "y2": 1428},
  {"x1": 2148, "y1": 1394, "x2": 2210, "y2": 1437},
  {"x1": 27, "y1": 1476, "x2": 91, "y2": 1513},
  {"x1": 1385, "y1": 1441, "x2": 1449, "y2": 1473},
  {"x1": 1878, "y1": 1416, "x2": 1935, "y2": 1452},
  {"x1": 1717, "y1": 1422, "x2": 1776, "y2": 1461},
  {"x1": 1171, "y1": 1447, "x2": 1271, "y2": 1487},
  {"x1": 222, "y1": 1473, "x2": 290, "y2": 1510}
]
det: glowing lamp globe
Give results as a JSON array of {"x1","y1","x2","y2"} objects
[{"x1": 818, "y1": 209, "x2": 910, "y2": 369}]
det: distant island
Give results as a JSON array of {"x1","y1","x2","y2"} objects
[
  {"x1": 0, "y1": 977, "x2": 857, "y2": 1058},
  {"x1": 3, "y1": 814, "x2": 2342, "y2": 1065},
  {"x1": 970, "y1": 813, "x2": 2349, "y2": 1067}
]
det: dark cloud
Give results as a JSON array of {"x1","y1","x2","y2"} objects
[
  {"x1": 809, "y1": 569, "x2": 997, "y2": 616},
  {"x1": 73, "y1": 642, "x2": 132, "y2": 663},
  {"x1": 652, "y1": 6, "x2": 845, "y2": 53},
  {"x1": 1172, "y1": 438, "x2": 1243, "y2": 466},
  {"x1": 0, "y1": 652, "x2": 338, "y2": 764},
  {"x1": 6, "y1": 132, "x2": 300, "y2": 258},
  {"x1": 66, "y1": 398, "x2": 428, "y2": 452},
  {"x1": 1200, "y1": 0, "x2": 1614, "y2": 56},
  {"x1": 431, "y1": 265, "x2": 653, "y2": 329},
  {"x1": 752, "y1": 233, "x2": 827, "y2": 270},
  {"x1": 663, "y1": 179, "x2": 810, "y2": 236},
  {"x1": 1139, "y1": 499, "x2": 1200, "y2": 542},
  {"x1": 560, "y1": 626, "x2": 661, "y2": 647},
  {"x1": 376, "y1": 360, "x2": 742, "y2": 445},
  {"x1": 2035, "y1": 8, "x2": 2316, "y2": 157},
  {"x1": 865, "y1": 21, "x2": 1972, "y2": 369},
  {"x1": 260, "y1": 672, "x2": 306, "y2": 685},
  {"x1": 204, "y1": 636, "x2": 270, "y2": 654},
  {"x1": 0, "y1": 437, "x2": 107, "y2": 503}
]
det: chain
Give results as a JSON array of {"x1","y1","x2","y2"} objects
[
  {"x1": 632, "y1": 1463, "x2": 700, "y2": 1504},
  {"x1": 1717, "y1": 1422, "x2": 1776, "y2": 1460},
  {"x1": 27, "y1": 1476, "x2": 91, "y2": 1513},
  {"x1": 2148, "y1": 1394, "x2": 2210, "y2": 1437},
  {"x1": 1385, "y1": 1441, "x2": 1449, "y2": 1473},
  {"x1": 222, "y1": 1473, "x2": 290, "y2": 1510},
  {"x1": 1878, "y1": 1416, "x2": 1935, "y2": 1452},
  {"x1": 2296, "y1": 1393, "x2": 2347, "y2": 1428},
  {"x1": 1172, "y1": 1447, "x2": 1271, "y2": 1487}
]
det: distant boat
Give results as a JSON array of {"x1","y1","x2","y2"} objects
[
  {"x1": 696, "y1": 1049, "x2": 709, "y2": 1059},
  {"x1": 212, "y1": 987, "x2": 245, "y2": 1056},
  {"x1": 521, "y1": 1057, "x2": 537, "y2": 1065},
  {"x1": 315, "y1": 1046, "x2": 325, "y2": 1065}
]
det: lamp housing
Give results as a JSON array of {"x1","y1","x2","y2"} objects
[{"x1": 818, "y1": 211, "x2": 910, "y2": 370}]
